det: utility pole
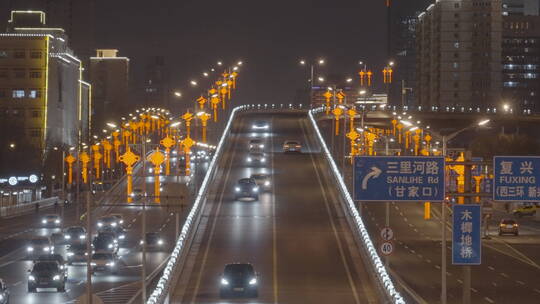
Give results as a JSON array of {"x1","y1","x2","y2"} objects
[
  {"x1": 141, "y1": 134, "x2": 147, "y2": 304},
  {"x1": 85, "y1": 185, "x2": 92, "y2": 304},
  {"x1": 463, "y1": 151, "x2": 472, "y2": 304}
]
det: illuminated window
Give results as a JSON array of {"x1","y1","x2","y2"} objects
[
  {"x1": 12, "y1": 90, "x2": 25, "y2": 98},
  {"x1": 0, "y1": 51, "x2": 7, "y2": 58},
  {"x1": 28, "y1": 89, "x2": 40, "y2": 99}
]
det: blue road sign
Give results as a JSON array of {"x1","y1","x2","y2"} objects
[
  {"x1": 494, "y1": 156, "x2": 540, "y2": 202},
  {"x1": 353, "y1": 156, "x2": 445, "y2": 202},
  {"x1": 452, "y1": 204, "x2": 481, "y2": 265}
]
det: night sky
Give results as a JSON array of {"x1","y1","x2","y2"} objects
[
  {"x1": 1, "y1": 0, "x2": 398, "y2": 108},
  {"x1": 95, "y1": 0, "x2": 389, "y2": 107}
]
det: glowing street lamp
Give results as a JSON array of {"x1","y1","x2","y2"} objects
[
  {"x1": 190, "y1": 80, "x2": 198, "y2": 86},
  {"x1": 174, "y1": 91, "x2": 182, "y2": 97}
]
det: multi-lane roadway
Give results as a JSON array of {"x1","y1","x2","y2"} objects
[{"x1": 170, "y1": 112, "x2": 382, "y2": 303}]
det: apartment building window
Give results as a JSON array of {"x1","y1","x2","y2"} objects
[
  {"x1": 454, "y1": 3, "x2": 460, "y2": 8},
  {"x1": 29, "y1": 70, "x2": 42, "y2": 79},
  {"x1": 31, "y1": 110, "x2": 41, "y2": 118},
  {"x1": 13, "y1": 69, "x2": 25, "y2": 79},
  {"x1": 13, "y1": 50, "x2": 25, "y2": 59},
  {"x1": 28, "y1": 89, "x2": 41, "y2": 99},
  {"x1": 0, "y1": 69, "x2": 8, "y2": 78},
  {"x1": 30, "y1": 51, "x2": 42, "y2": 59},
  {"x1": 12, "y1": 89, "x2": 25, "y2": 98},
  {"x1": 0, "y1": 90, "x2": 6, "y2": 98},
  {"x1": 0, "y1": 51, "x2": 7, "y2": 58},
  {"x1": 0, "y1": 108, "x2": 6, "y2": 117}
]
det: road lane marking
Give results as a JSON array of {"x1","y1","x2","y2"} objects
[
  {"x1": 517, "y1": 280, "x2": 525, "y2": 285},
  {"x1": 301, "y1": 121, "x2": 361, "y2": 304},
  {"x1": 471, "y1": 287, "x2": 478, "y2": 293},
  {"x1": 488, "y1": 266, "x2": 495, "y2": 271},
  {"x1": 189, "y1": 123, "x2": 239, "y2": 304},
  {"x1": 270, "y1": 116, "x2": 278, "y2": 304},
  {"x1": 484, "y1": 296, "x2": 495, "y2": 303},
  {"x1": 534, "y1": 288, "x2": 540, "y2": 294},
  {"x1": 500, "y1": 273, "x2": 509, "y2": 278}
]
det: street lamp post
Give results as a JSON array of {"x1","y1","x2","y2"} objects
[{"x1": 430, "y1": 118, "x2": 490, "y2": 304}]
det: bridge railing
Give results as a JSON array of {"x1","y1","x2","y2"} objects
[
  {"x1": 146, "y1": 105, "x2": 248, "y2": 304},
  {"x1": 309, "y1": 107, "x2": 405, "y2": 304}
]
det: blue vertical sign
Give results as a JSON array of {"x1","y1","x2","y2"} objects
[
  {"x1": 353, "y1": 156, "x2": 445, "y2": 202},
  {"x1": 494, "y1": 156, "x2": 540, "y2": 202},
  {"x1": 452, "y1": 204, "x2": 481, "y2": 265}
]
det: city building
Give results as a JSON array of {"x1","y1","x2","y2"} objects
[
  {"x1": 502, "y1": 15, "x2": 540, "y2": 113},
  {"x1": 416, "y1": 0, "x2": 502, "y2": 110},
  {"x1": 0, "y1": 11, "x2": 90, "y2": 199},
  {"x1": 142, "y1": 56, "x2": 171, "y2": 109},
  {"x1": 503, "y1": 0, "x2": 539, "y2": 16},
  {"x1": 90, "y1": 49, "x2": 129, "y2": 135}
]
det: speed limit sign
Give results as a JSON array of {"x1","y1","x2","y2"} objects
[{"x1": 380, "y1": 241, "x2": 393, "y2": 256}]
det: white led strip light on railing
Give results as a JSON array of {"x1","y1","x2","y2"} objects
[
  {"x1": 308, "y1": 107, "x2": 406, "y2": 304},
  {"x1": 147, "y1": 105, "x2": 246, "y2": 304}
]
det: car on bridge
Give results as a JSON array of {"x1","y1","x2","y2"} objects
[
  {"x1": 66, "y1": 243, "x2": 89, "y2": 265},
  {"x1": 27, "y1": 237, "x2": 53, "y2": 258},
  {"x1": 64, "y1": 226, "x2": 86, "y2": 244},
  {"x1": 220, "y1": 263, "x2": 259, "y2": 298},
  {"x1": 41, "y1": 214, "x2": 61, "y2": 227},
  {"x1": 131, "y1": 188, "x2": 144, "y2": 201},
  {"x1": 248, "y1": 139, "x2": 264, "y2": 152},
  {"x1": 27, "y1": 261, "x2": 66, "y2": 293},
  {"x1": 246, "y1": 152, "x2": 266, "y2": 165},
  {"x1": 250, "y1": 173, "x2": 271, "y2": 190},
  {"x1": 283, "y1": 140, "x2": 302, "y2": 153},
  {"x1": 91, "y1": 252, "x2": 119, "y2": 275},
  {"x1": 92, "y1": 234, "x2": 118, "y2": 254},
  {"x1": 499, "y1": 219, "x2": 519, "y2": 236},
  {"x1": 234, "y1": 178, "x2": 259, "y2": 201},
  {"x1": 251, "y1": 120, "x2": 269, "y2": 131},
  {"x1": 140, "y1": 232, "x2": 166, "y2": 251},
  {"x1": 0, "y1": 279, "x2": 9, "y2": 304},
  {"x1": 97, "y1": 215, "x2": 121, "y2": 229},
  {"x1": 98, "y1": 226, "x2": 126, "y2": 245},
  {"x1": 34, "y1": 254, "x2": 67, "y2": 278}
]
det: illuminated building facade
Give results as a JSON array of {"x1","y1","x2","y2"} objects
[{"x1": 0, "y1": 11, "x2": 90, "y2": 178}]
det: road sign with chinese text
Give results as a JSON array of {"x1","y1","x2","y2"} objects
[
  {"x1": 353, "y1": 156, "x2": 445, "y2": 202},
  {"x1": 493, "y1": 156, "x2": 540, "y2": 202},
  {"x1": 452, "y1": 204, "x2": 481, "y2": 265}
]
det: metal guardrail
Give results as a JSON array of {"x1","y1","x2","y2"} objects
[
  {"x1": 0, "y1": 196, "x2": 59, "y2": 218},
  {"x1": 146, "y1": 105, "x2": 246, "y2": 304},
  {"x1": 309, "y1": 107, "x2": 405, "y2": 304}
]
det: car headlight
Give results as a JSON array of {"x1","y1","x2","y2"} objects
[
  {"x1": 253, "y1": 187, "x2": 259, "y2": 192},
  {"x1": 111, "y1": 222, "x2": 117, "y2": 227},
  {"x1": 235, "y1": 187, "x2": 240, "y2": 192},
  {"x1": 97, "y1": 222, "x2": 103, "y2": 227},
  {"x1": 44, "y1": 247, "x2": 50, "y2": 252},
  {"x1": 65, "y1": 235, "x2": 71, "y2": 240},
  {"x1": 249, "y1": 144, "x2": 253, "y2": 148},
  {"x1": 27, "y1": 247, "x2": 34, "y2": 252},
  {"x1": 247, "y1": 157, "x2": 252, "y2": 162},
  {"x1": 108, "y1": 244, "x2": 113, "y2": 248},
  {"x1": 67, "y1": 252, "x2": 74, "y2": 256},
  {"x1": 28, "y1": 275, "x2": 36, "y2": 281},
  {"x1": 259, "y1": 144, "x2": 264, "y2": 148},
  {"x1": 106, "y1": 262, "x2": 115, "y2": 267},
  {"x1": 42, "y1": 220, "x2": 47, "y2": 224},
  {"x1": 80, "y1": 235, "x2": 86, "y2": 239},
  {"x1": 119, "y1": 235, "x2": 125, "y2": 239},
  {"x1": 158, "y1": 239, "x2": 164, "y2": 245},
  {"x1": 261, "y1": 158, "x2": 266, "y2": 162},
  {"x1": 264, "y1": 181, "x2": 270, "y2": 186},
  {"x1": 91, "y1": 262, "x2": 96, "y2": 266},
  {"x1": 249, "y1": 278, "x2": 257, "y2": 285},
  {"x1": 0, "y1": 294, "x2": 4, "y2": 301},
  {"x1": 53, "y1": 275, "x2": 60, "y2": 281},
  {"x1": 221, "y1": 278, "x2": 229, "y2": 285},
  {"x1": 55, "y1": 219, "x2": 60, "y2": 224},
  {"x1": 119, "y1": 220, "x2": 124, "y2": 224}
]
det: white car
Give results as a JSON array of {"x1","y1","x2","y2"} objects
[
  {"x1": 90, "y1": 253, "x2": 118, "y2": 275},
  {"x1": 247, "y1": 152, "x2": 266, "y2": 165},
  {"x1": 248, "y1": 139, "x2": 264, "y2": 151},
  {"x1": 251, "y1": 121, "x2": 269, "y2": 130},
  {"x1": 42, "y1": 214, "x2": 61, "y2": 227},
  {"x1": 27, "y1": 237, "x2": 53, "y2": 258},
  {"x1": 283, "y1": 140, "x2": 302, "y2": 153},
  {"x1": 250, "y1": 173, "x2": 271, "y2": 190}
]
